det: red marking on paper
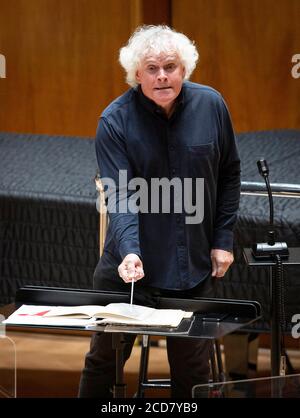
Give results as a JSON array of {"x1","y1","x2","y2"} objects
[{"x1": 18, "y1": 310, "x2": 51, "y2": 317}]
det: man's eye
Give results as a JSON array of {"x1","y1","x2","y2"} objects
[
  {"x1": 165, "y1": 64, "x2": 176, "y2": 71},
  {"x1": 147, "y1": 66, "x2": 156, "y2": 72}
]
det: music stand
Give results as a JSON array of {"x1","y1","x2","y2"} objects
[
  {"x1": 243, "y1": 247, "x2": 300, "y2": 376},
  {"x1": 3, "y1": 286, "x2": 262, "y2": 398}
]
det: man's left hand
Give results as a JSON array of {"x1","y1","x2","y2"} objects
[{"x1": 211, "y1": 249, "x2": 234, "y2": 278}]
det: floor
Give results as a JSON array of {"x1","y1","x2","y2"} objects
[{"x1": 1, "y1": 330, "x2": 300, "y2": 398}]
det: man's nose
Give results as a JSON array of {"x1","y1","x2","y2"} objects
[{"x1": 157, "y1": 68, "x2": 167, "y2": 81}]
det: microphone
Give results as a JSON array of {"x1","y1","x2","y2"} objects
[
  {"x1": 252, "y1": 159, "x2": 289, "y2": 259},
  {"x1": 257, "y1": 159, "x2": 269, "y2": 177}
]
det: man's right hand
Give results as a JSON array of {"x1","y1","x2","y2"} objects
[{"x1": 118, "y1": 253, "x2": 145, "y2": 283}]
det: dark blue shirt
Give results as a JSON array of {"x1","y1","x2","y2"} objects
[{"x1": 95, "y1": 81, "x2": 240, "y2": 290}]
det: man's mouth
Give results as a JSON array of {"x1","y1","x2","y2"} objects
[{"x1": 154, "y1": 86, "x2": 171, "y2": 90}]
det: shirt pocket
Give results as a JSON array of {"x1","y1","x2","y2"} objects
[{"x1": 187, "y1": 141, "x2": 219, "y2": 177}]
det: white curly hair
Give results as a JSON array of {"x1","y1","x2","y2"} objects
[{"x1": 119, "y1": 25, "x2": 199, "y2": 87}]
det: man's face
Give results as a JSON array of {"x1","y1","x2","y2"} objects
[{"x1": 136, "y1": 53, "x2": 185, "y2": 115}]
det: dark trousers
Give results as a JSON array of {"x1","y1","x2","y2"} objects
[{"x1": 78, "y1": 263, "x2": 215, "y2": 398}]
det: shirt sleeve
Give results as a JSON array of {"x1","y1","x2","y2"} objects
[
  {"x1": 212, "y1": 98, "x2": 241, "y2": 251},
  {"x1": 95, "y1": 116, "x2": 141, "y2": 259}
]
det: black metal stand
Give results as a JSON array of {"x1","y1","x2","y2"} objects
[
  {"x1": 11, "y1": 285, "x2": 262, "y2": 398},
  {"x1": 270, "y1": 264, "x2": 281, "y2": 376},
  {"x1": 243, "y1": 247, "x2": 300, "y2": 376},
  {"x1": 112, "y1": 333, "x2": 127, "y2": 398}
]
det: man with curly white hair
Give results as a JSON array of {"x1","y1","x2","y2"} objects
[{"x1": 79, "y1": 25, "x2": 240, "y2": 398}]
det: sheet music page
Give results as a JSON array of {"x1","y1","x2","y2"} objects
[
  {"x1": 1, "y1": 305, "x2": 97, "y2": 327},
  {"x1": 2, "y1": 303, "x2": 193, "y2": 328}
]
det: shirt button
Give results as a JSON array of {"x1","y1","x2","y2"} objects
[
  {"x1": 172, "y1": 168, "x2": 176, "y2": 174},
  {"x1": 170, "y1": 145, "x2": 175, "y2": 151},
  {"x1": 176, "y1": 217, "x2": 181, "y2": 223}
]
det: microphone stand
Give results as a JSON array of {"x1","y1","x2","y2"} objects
[
  {"x1": 252, "y1": 159, "x2": 289, "y2": 380},
  {"x1": 252, "y1": 160, "x2": 289, "y2": 259}
]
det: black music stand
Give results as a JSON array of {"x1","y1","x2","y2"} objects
[
  {"x1": 243, "y1": 247, "x2": 300, "y2": 377},
  {"x1": 5, "y1": 286, "x2": 261, "y2": 398}
]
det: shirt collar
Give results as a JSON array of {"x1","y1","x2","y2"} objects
[{"x1": 135, "y1": 84, "x2": 184, "y2": 119}]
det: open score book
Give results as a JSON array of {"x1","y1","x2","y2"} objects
[{"x1": 2, "y1": 303, "x2": 193, "y2": 328}]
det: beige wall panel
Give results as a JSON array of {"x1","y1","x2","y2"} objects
[
  {"x1": 0, "y1": 0, "x2": 133, "y2": 136},
  {"x1": 172, "y1": 0, "x2": 300, "y2": 132}
]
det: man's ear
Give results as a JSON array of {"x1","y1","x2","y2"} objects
[
  {"x1": 135, "y1": 70, "x2": 141, "y2": 83},
  {"x1": 182, "y1": 66, "x2": 186, "y2": 79}
]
